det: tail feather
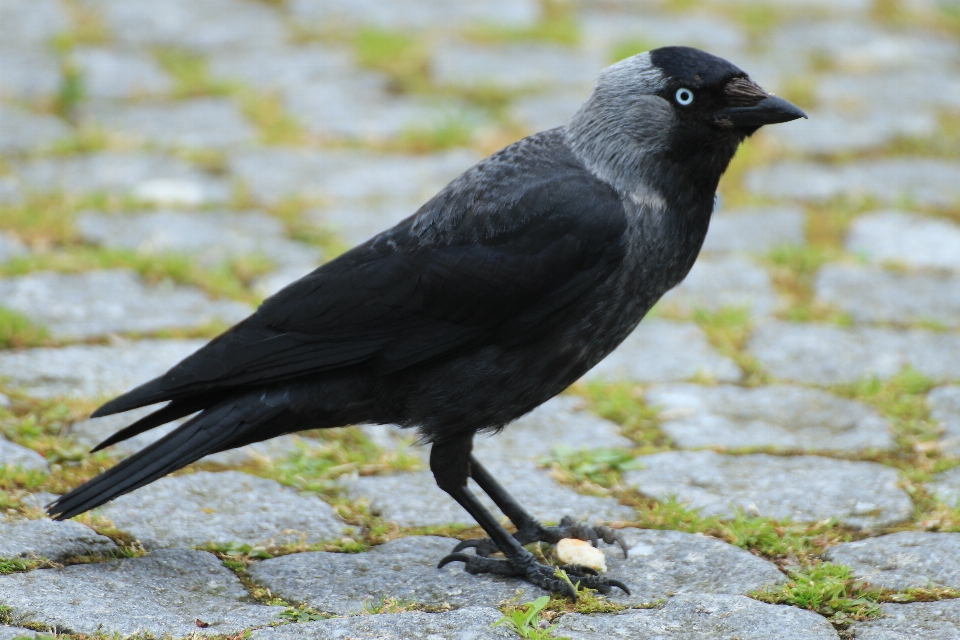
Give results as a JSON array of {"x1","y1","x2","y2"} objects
[
  {"x1": 90, "y1": 397, "x2": 213, "y2": 453},
  {"x1": 49, "y1": 401, "x2": 280, "y2": 520}
]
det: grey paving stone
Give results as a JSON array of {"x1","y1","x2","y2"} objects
[
  {"x1": 770, "y1": 21, "x2": 959, "y2": 72},
  {"x1": 583, "y1": 320, "x2": 742, "y2": 383},
  {"x1": 511, "y1": 88, "x2": 590, "y2": 133},
  {"x1": 929, "y1": 385, "x2": 960, "y2": 455},
  {"x1": 0, "y1": 627, "x2": 43, "y2": 640},
  {"x1": 0, "y1": 0, "x2": 69, "y2": 49},
  {"x1": 0, "y1": 518, "x2": 117, "y2": 561},
  {"x1": 748, "y1": 321, "x2": 960, "y2": 384},
  {"x1": 0, "y1": 339, "x2": 205, "y2": 398},
  {"x1": 646, "y1": 383, "x2": 893, "y2": 451},
  {"x1": 71, "y1": 47, "x2": 173, "y2": 99},
  {"x1": 929, "y1": 466, "x2": 960, "y2": 507},
  {"x1": 0, "y1": 549, "x2": 284, "y2": 635},
  {"x1": 18, "y1": 493, "x2": 58, "y2": 511},
  {"x1": 601, "y1": 528, "x2": 786, "y2": 606},
  {"x1": 208, "y1": 45, "x2": 363, "y2": 94},
  {"x1": 0, "y1": 105, "x2": 72, "y2": 153},
  {"x1": 624, "y1": 451, "x2": 912, "y2": 528},
  {"x1": 745, "y1": 159, "x2": 960, "y2": 207},
  {"x1": 473, "y1": 395, "x2": 633, "y2": 464},
  {"x1": 701, "y1": 206, "x2": 805, "y2": 255},
  {"x1": 90, "y1": 0, "x2": 285, "y2": 51},
  {"x1": 309, "y1": 199, "x2": 420, "y2": 246},
  {"x1": 0, "y1": 177, "x2": 21, "y2": 206},
  {"x1": 341, "y1": 459, "x2": 633, "y2": 528},
  {"x1": 433, "y1": 42, "x2": 602, "y2": 90},
  {"x1": 553, "y1": 594, "x2": 840, "y2": 640},
  {"x1": 851, "y1": 600, "x2": 960, "y2": 640},
  {"x1": 83, "y1": 98, "x2": 256, "y2": 148},
  {"x1": 247, "y1": 536, "x2": 534, "y2": 614},
  {"x1": 77, "y1": 210, "x2": 321, "y2": 270},
  {"x1": 286, "y1": 82, "x2": 477, "y2": 142},
  {"x1": 768, "y1": 109, "x2": 937, "y2": 155},
  {"x1": 581, "y1": 11, "x2": 746, "y2": 61},
  {"x1": 288, "y1": 0, "x2": 540, "y2": 29},
  {"x1": 0, "y1": 50, "x2": 61, "y2": 99},
  {"x1": 0, "y1": 437, "x2": 48, "y2": 472},
  {"x1": 658, "y1": 255, "x2": 780, "y2": 318},
  {"x1": 98, "y1": 471, "x2": 349, "y2": 549},
  {"x1": 15, "y1": 152, "x2": 230, "y2": 206},
  {"x1": 0, "y1": 232, "x2": 27, "y2": 264},
  {"x1": 251, "y1": 606, "x2": 513, "y2": 640},
  {"x1": 0, "y1": 270, "x2": 250, "y2": 340},
  {"x1": 826, "y1": 532, "x2": 960, "y2": 591},
  {"x1": 816, "y1": 263, "x2": 960, "y2": 327},
  {"x1": 817, "y1": 70, "x2": 960, "y2": 113},
  {"x1": 231, "y1": 148, "x2": 479, "y2": 206},
  {"x1": 846, "y1": 211, "x2": 960, "y2": 271}
]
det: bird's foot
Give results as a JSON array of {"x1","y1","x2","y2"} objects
[
  {"x1": 438, "y1": 549, "x2": 630, "y2": 599},
  {"x1": 452, "y1": 515, "x2": 628, "y2": 558}
]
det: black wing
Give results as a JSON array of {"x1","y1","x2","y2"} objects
[{"x1": 94, "y1": 159, "x2": 628, "y2": 417}]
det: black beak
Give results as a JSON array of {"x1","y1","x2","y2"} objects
[{"x1": 715, "y1": 95, "x2": 807, "y2": 129}]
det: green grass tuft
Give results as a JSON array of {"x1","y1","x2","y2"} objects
[
  {"x1": 154, "y1": 48, "x2": 234, "y2": 99},
  {"x1": 354, "y1": 28, "x2": 430, "y2": 94},
  {"x1": 0, "y1": 307, "x2": 50, "y2": 349},
  {"x1": 495, "y1": 595, "x2": 563, "y2": 639},
  {"x1": 752, "y1": 561, "x2": 882, "y2": 620}
]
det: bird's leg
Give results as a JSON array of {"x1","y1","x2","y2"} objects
[
  {"x1": 452, "y1": 455, "x2": 628, "y2": 558},
  {"x1": 431, "y1": 438, "x2": 628, "y2": 598}
]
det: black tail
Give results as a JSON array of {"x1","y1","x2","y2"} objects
[{"x1": 48, "y1": 399, "x2": 282, "y2": 520}]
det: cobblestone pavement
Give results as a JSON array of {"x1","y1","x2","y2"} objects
[{"x1": 2, "y1": 0, "x2": 960, "y2": 638}]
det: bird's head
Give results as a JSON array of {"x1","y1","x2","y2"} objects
[{"x1": 566, "y1": 46, "x2": 806, "y2": 210}]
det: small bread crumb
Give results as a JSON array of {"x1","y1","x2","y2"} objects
[{"x1": 555, "y1": 538, "x2": 607, "y2": 572}]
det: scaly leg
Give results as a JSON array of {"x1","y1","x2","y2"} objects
[{"x1": 430, "y1": 438, "x2": 629, "y2": 598}]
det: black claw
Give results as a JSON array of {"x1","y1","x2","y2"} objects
[{"x1": 437, "y1": 552, "x2": 473, "y2": 569}]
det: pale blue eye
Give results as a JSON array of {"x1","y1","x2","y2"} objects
[{"x1": 675, "y1": 88, "x2": 694, "y2": 105}]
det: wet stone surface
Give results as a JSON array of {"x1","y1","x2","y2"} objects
[
  {"x1": 0, "y1": 270, "x2": 251, "y2": 340},
  {"x1": 0, "y1": 232, "x2": 27, "y2": 263},
  {"x1": 98, "y1": 471, "x2": 350, "y2": 549},
  {"x1": 928, "y1": 466, "x2": 960, "y2": 508},
  {"x1": 850, "y1": 600, "x2": 960, "y2": 640},
  {"x1": 646, "y1": 383, "x2": 893, "y2": 451},
  {"x1": 0, "y1": 518, "x2": 117, "y2": 561},
  {"x1": 825, "y1": 532, "x2": 960, "y2": 590},
  {"x1": 584, "y1": 320, "x2": 742, "y2": 383},
  {"x1": 0, "y1": 549, "x2": 284, "y2": 635},
  {"x1": 624, "y1": 451, "x2": 912, "y2": 528},
  {"x1": 553, "y1": 594, "x2": 841, "y2": 640}
]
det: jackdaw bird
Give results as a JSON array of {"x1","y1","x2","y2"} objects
[{"x1": 49, "y1": 47, "x2": 805, "y2": 597}]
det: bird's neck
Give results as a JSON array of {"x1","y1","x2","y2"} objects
[{"x1": 564, "y1": 114, "x2": 740, "y2": 225}]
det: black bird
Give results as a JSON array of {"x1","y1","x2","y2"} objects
[{"x1": 49, "y1": 47, "x2": 805, "y2": 597}]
